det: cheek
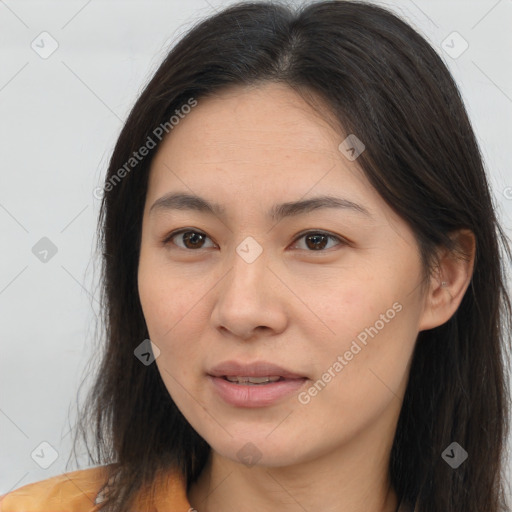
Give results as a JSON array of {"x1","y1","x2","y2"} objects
[
  {"x1": 137, "y1": 260, "x2": 213, "y2": 396},
  {"x1": 138, "y1": 257, "x2": 199, "y2": 342},
  {"x1": 302, "y1": 274, "x2": 391, "y2": 348},
  {"x1": 307, "y1": 272, "x2": 418, "y2": 397}
]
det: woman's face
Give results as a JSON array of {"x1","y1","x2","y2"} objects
[{"x1": 138, "y1": 82, "x2": 431, "y2": 467}]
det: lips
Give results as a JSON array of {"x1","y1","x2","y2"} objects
[
  {"x1": 208, "y1": 360, "x2": 306, "y2": 380},
  {"x1": 207, "y1": 360, "x2": 308, "y2": 407},
  {"x1": 208, "y1": 374, "x2": 308, "y2": 407}
]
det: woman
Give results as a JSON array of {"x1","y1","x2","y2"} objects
[{"x1": 1, "y1": 1, "x2": 510, "y2": 511}]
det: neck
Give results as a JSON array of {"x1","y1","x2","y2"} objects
[{"x1": 187, "y1": 417, "x2": 399, "y2": 512}]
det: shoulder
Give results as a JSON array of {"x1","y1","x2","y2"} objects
[{"x1": 0, "y1": 465, "x2": 114, "y2": 512}]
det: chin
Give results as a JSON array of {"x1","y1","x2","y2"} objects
[{"x1": 206, "y1": 433, "x2": 310, "y2": 468}]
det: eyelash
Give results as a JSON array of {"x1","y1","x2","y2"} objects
[{"x1": 161, "y1": 228, "x2": 348, "y2": 252}]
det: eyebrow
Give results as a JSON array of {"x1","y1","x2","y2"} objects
[{"x1": 149, "y1": 192, "x2": 373, "y2": 222}]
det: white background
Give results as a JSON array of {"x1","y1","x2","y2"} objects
[{"x1": 1, "y1": 0, "x2": 511, "y2": 499}]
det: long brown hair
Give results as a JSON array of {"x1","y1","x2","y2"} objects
[{"x1": 69, "y1": 2, "x2": 512, "y2": 511}]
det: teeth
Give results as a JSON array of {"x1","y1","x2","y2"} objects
[{"x1": 225, "y1": 376, "x2": 281, "y2": 384}]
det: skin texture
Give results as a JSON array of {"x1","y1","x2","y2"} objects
[{"x1": 137, "y1": 83, "x2": 475, "y2": 512}]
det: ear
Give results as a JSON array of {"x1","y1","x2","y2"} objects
[{"x1": 418, "y1": 229, "x2": 476, "y2": 331}]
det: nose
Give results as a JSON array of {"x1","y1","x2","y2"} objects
[{"x1": 210, "y1": 242, "x2": 288, "y2": 341}]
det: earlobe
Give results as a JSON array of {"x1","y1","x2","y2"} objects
[{"x1": 418, "y1": 229, "x2": 476, "y2": 331}]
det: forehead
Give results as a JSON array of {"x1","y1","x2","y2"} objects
[
  {"x1": 177, "y1": 83, "x2": 341, "y2": 145},
  {"x1": 145, "y1": 83, "x2": 399, "y2": 229},
  {"x1": 150, "y1": 83, "x2": 362, "y2": 183}
]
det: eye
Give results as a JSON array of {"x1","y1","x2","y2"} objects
[
  {"x1": 163, "y1": 229, "x2": 216, "y2": 250},
  {"x1": 162, "y1": 229, "x2": 347, "y2": 252},
  {"x1": 290, "y1": 230, "x2": 347, "y2": 251}
]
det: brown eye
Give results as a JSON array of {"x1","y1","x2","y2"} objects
[
  {"x1": 164, "y1": 230, "x2": 215, "y2": 250},
  {"x1": 291, "y1": 231, "x2": 345, "y2": 251},
  {"x1": 163, "y1": 229, "x2": 346, "y2": 252},
  {"x1": 305, "y1": 233, "x2": 329, "y2": 250}
]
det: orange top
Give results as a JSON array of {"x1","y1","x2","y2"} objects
[
  {"x1": 0, "y1": 465, "x2": 416, "y2": 512},
  {"x1": 0, "y1": 464, "x2": 192, "y2": 512}
]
